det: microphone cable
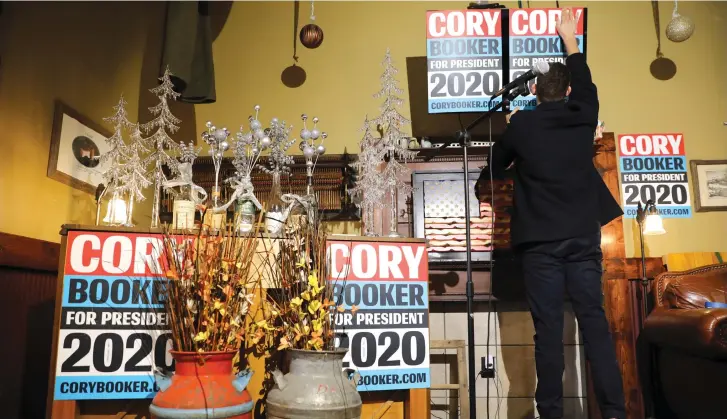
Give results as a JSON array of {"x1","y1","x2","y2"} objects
[
  {"x1": 459, "y1": 109, "x2": 503, "y2": 419},
  {"x1": 485, "y1": 94, "x2": 507, "y2": 419},
  {"x1": 487, "y1": 114, "x2": 504, "y2": 419}
]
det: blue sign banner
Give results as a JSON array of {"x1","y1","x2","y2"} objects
[
  {"x1": 426, "y1": 9, "x2": 504, "y2": 113},
  {"x1": 54, "y1": 231, "x2": 172, "y2": 401},
  {"x1": 329, "y1": 239, "x2": 431, "y2": 392},
  {"x1": 617, "y1": 134, "x2": 692, "y2": 218},
  {"x1": 508, "y1": 8, "x2": 587, "y2": 111}
]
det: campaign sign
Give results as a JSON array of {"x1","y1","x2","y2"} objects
[
  {"x1": 328, "y1": 240, "x2": 430, "y2": 391},
  {"x1": 509, "y1": 8, "x2": 587, "y2": 110},
  {"x1": 54, "y1": 231, "x2": 172, "y2": 400},
  {"x1": 426, "y1": 9, "x2": 503, "y2": 114},
  {"x1": 618, "y1": 134, "x2": 692, "y2": 218}
]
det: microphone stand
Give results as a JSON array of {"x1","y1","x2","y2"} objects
[{"x1": 437, "y1": 84, "x2": 528, "y2": 419}]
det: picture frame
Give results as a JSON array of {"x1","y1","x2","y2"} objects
[
  {"x1": 690, "y1": 159, "x2": 727, "y2": 212},
  {"x1": 47, "y1": 101, "x2": 112, "y2": 195}
]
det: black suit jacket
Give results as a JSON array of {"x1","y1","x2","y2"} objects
[{"x1": 478, "y1": 53, "x2": 623, "y2": 247}]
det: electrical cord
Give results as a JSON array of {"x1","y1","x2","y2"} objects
[
  {"x1": 482, "y1": 98, "x2": 510, "y2": 419},
  {"x1": 472, "y1": 97, "x2": 500, "y2": 419},
  {"x1": 492, "y1": 301, "x2": 504, "y2": 419},
  {"x1": 487, "y1": 111, "x2": 507, "y2": 419},
  {"x1": 457, "y1": 110, "x2": 503, "y2": 419},
  {"x1": 487, "y1": 112, "x2": 495, "y2": 419},
  {"x1": 430, "y1": 404, "x2": 447, "y2": 419}
]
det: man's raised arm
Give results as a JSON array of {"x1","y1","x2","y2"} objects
[{"x1": 558, "y1": 8, "x2": 598, "y2": 113}]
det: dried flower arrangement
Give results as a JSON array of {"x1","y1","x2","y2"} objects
[
  {"x1": 159, "y1": 219, "x2": 263, "y2": 353},
  {"x1": 247, "y1": 217, "x2": 341, "y2": 354}
]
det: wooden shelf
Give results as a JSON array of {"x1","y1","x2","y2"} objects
[
  {"x1": 160, "y1": 153, "x2": 361, "y2": 222},
  {"x1": 413, "y1": 144, "x2": 492, "y2": 161}
]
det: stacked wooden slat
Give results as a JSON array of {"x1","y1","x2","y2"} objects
[
  {"x1": 422, "y1": 178, "x2": 514, "y2": 253},
  {"x1": 488, "y1": 179, "x2": 514, "y2": 250},
  {"x1": 424, "y1": 208, "x2": 510, "y2": 252}
]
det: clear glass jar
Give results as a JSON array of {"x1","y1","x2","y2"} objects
[
  {"x1": 103, "y1": 187, "x2": 128, "y2": 226},
  {"x1": 235, "y1": 198, "x2": 256, "y2": 233},
  {"x1": 204, "y1": 186, "x2": 226, "y2": 232},
  {"x1": 172, "y1": 184, "x2": 195, "y2": 230},
  {"x1": 265, "y1": 171, "x2": 286, "y2": 235},
  {"x1": 289, "y1": 172, "x2": 317, "y2": 223},
  {"x1": 302, "y1": 180, "x2": 319, "y2": 226}
]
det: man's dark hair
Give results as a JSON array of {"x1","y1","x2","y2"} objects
[{"x1": 535, "y1": 62, "x2": 571, "y2": 102}]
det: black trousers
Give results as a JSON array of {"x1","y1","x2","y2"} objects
[{"x1": 516, "y1": 231, "x2": 626, "y2": 419}]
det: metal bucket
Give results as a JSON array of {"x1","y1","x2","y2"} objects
[
  {"x1": 266, "y1": 349, "x2": 362, "y2": 419},
  {"x1": 150, "y1": 351, "x2": 253, "y2": 419}
]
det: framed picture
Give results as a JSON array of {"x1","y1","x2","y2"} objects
[
  {"x1": 47, "y1": 101, "x2": 112, "y2": 195},
  {"x1": 690, "y1": 160, "x2": 727, "y2": 212}
]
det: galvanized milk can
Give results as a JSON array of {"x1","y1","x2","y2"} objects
[{"x1": 266, "y1": 349, "x2": 362, "y2": 419}]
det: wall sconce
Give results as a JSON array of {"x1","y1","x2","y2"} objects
[
  {"x1": 641, "y1": 201, "x2": 666, "y2": 236},
  {"x1": 95, "y1": 183, "x2": 128, "y2": 226},
  {"x1": 103, "y1": 194, "x2": 128, "y2": 226}
]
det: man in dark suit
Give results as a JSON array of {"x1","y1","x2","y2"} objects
[{"x1": 476, "y1": 9, "x2": 625, "y2": 419}]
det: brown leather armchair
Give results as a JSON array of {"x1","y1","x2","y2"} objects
[{"x1": 642, "y1": 263, "x2": 727, "y2": 419}]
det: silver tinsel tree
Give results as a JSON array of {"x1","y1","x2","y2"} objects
[
  {"x1": 100, "y1": 95, "x2": 133, "y2": 191},
  {"x1": 373, "y1": 49, "x2": 418, "y2": 237},
  {"x1": 119, "y1": 124, "x2": 152, "y2": 225},
  {"x1": 349, "y1": 116, "x2": 387, "y2": 236},
  {"x1": 142, "y1": 66, "x2": 182, "y2": 228},
  {"x1": 97, "y1": 95, "x2": 133, "y2": 225}
]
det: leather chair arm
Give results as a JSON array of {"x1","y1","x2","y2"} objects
[{"x1": 643, "y1": 308, "x2": 727, "y2": 360}]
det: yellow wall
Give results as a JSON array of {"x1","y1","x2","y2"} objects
[
  {"x1": 0, "y1": 1, "x2": 172, "y2": 242},
  {"x1": 1, "y1": 1, "x2": 726, "y2": 258},
  {"x1": 199, "y1": 0, "x2": 727, "y2": 258}
]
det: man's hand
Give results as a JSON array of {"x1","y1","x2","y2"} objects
[
  {"x1": 557, "y1": 8, "x2": 577, "y2": 38},
  {"x1": 557, "y1": 8, "x2": 580, "y2": 56},
  {"x1": 594, "y1": 120, "x2": 605, "y2": 143},
  {"x1": 506, "y1": 107, "x2": 520, "y2": 124}
]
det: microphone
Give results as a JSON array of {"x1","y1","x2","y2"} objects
[{"x1": 494, "y1": 61, "x2": 550, "y2": 98}]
